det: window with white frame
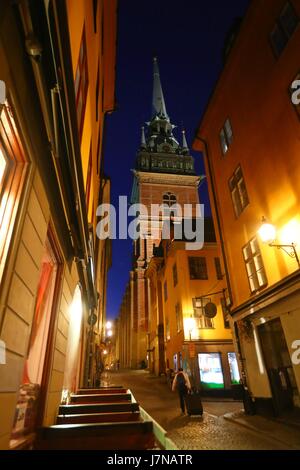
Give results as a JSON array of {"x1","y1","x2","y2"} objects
[
  {"x1": 243, "y1": 237, "x2": 268, "y2": 293},
  {"x1": 270, "y1": 2, "x2": 299, "y2": 57},
  {"x1": 175, "y1": 302, "x2": 183, "y2": 333},
  {"x1": 229, "y1": 165, "x2": 249, "y2": 218},
  {"x1": 193, "y1": 297, "x2": 214, "y2": 329},
  {"x1": 219, "y1": 118, "x2": 233, "y2": 155}
]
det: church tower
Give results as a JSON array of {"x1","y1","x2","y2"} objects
[{"x1": 129, "y1": 58, "x2": 203, "y2": 368}]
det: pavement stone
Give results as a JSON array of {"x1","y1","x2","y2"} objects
[{"x1": 107, "y1": 369, "x2": 300, "y2": 450}]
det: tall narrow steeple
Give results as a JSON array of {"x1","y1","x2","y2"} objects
[
  {"x1": 152, "y1": 57, "x2": 168, "y2": 119},
  {"x1": 182, "y1": 129, "x2": 189, "y2": 154},
  {"x1": 140, "y1": 126, "x2": 146, "y2": 149}
]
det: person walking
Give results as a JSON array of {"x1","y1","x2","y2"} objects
[{"x1": 172, "y1": 368, "x2": 191, "y2": 414}]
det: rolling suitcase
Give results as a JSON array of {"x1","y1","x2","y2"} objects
[{"x1": 185, "y1": 392, "x2": 203, "y2": 416}]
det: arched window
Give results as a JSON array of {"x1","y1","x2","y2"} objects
[{"x1": 163, "y1": 192, "x2": 177, "y2": 207}]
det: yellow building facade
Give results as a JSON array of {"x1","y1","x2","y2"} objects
[
  {"x1": 146, "y1": 230, "x2": 238, "y2": 393},
  {"x1": 0, "y1": 0, "x2": 116, "y2": 449}
]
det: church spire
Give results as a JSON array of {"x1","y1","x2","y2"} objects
[
  {"x1": 182, "y1": 129, "x2": 189, "y2": 153},
  {"x1": 152, "y1": 57, "x2": 168, "y2": 119},
  {"x1": 140, "y1": 126, "x2": 146, "y2": 149}
]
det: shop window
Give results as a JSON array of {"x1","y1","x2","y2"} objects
[
  {"x1": 188, "y1": 256, "x2": 208, "y2": 280},
  {"x1": 270, "y1": 2, "x2": 299, "y2": 57},
  {"x1": 10, "y1": 230, "x2": 62, "y2": 446},
  {"x1": 0, "y1": 101, "x2": 28, "y2": 283},
  {"x1": 243, "y1": 237, "x2": 268, "y2": 293},
  {"x1": 228, "y1": 352, "x2": 240, "y2": 385},
  {"x1": 75, "y1": 26, "x2": 89, "y2": 141},
  {"x1": 229, "y1": 165, "x2": 249, "y2": 218},
  {"x1": 198, "y1": 353, "x2": 224, "y2": 389},
  {"x1": 219, "y1": 118, "x2": 233, "y2": 155}
]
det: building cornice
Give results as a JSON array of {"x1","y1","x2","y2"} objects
[
  {"x1": 133, "y1": 170, "x2": 203, "y2": 187},
  {"x1": 230, "y1": 270, "x2": 300, "y2": 320}
]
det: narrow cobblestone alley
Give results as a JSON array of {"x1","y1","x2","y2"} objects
[{"x1": 108, "y1": 370, "x2": 300, "y2": 450}]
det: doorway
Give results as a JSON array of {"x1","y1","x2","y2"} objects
[
  {"x1": 10, "y1": 228, "x2": 62, "y2": 446},
  {"x1": 258, "y1": 318, "x2": 297, "y2": 415}
]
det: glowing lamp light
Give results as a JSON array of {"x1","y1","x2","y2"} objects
[
  {"x1": 258, "y1": 218, "x2": 276, "y2": 245},
  {"x1": 107, "y1": 330, "x2": 113, "y2": 337},
  {"x1": 103, "y1": 350, "x2": 107, "y2": 355},
  {"x1": 184, "y1": 316, "x2": 196, "y2": 333},
  {"x1": 106, "y1": 321, "x2": 112, "y2": 329}
]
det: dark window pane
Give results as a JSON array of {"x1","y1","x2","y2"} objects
[
  {"x1": 280, "y1": 2, "x2": 299, "y2": 37},
  {"x1": 271, "y1": 24, "x2": 288, "y2": 56},
  {"x1": 214, "y1": 257, "x2": 223, "y2": 280},
  {"x1": 188, "y1": 257, "x2": 208, "y2": 280}
]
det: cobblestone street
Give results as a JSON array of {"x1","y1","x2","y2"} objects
[{"x1": 110, "y1": 370, "x2": 300, "y2": 450}]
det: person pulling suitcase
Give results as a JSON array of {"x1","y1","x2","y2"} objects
[{"x1": 172, "y1": 368, "x2": 191, "y2": 415}]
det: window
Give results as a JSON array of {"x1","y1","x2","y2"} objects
[
  {"x1": 92, "y1": 0, "x2": 98, "y2": 33},
  {"x1": 86, "y1": 142, "x2": 92, "y2": 210},
  {"x1": 163, "y1": 192, "x2": 177, "y2": 217},
  {"x1": 96, "y1": 62, "x2": 100, "y2": 121},
  {"x1": 193, "y1": 297, "x2": 214, "y2": 329},
  {"x1": 229, "y1": 165, "x2": 249, "y2": 217},
  {"x1": 270, "y1": 2, "x2": 299, "y2": 57},
  {"x1": 290, "y1": 73, "x2": 300, "y2": 118},
  {"x1": 214, "y1": 257, "x2": 223, "y2": 280},
  {"x1": 188, "y1": 256, "x2": 208, "y2": 280},
  {"x1": 221, "y1": 297, "x2": 230, "y2": 329},
  {"x1": 219, "y1": 118, "x2": 233, "y2": 155},
  {"x1": 173, "y1": 263, "x2": 178, "y2": 286},
  {"x1": 166, "y1": 318, "x2": 170, "y2": 341},
  {"x1": 175, "y1": 302, "x2": 183, "y2": 333},
  {"x1": 164, "y1": 280, "x2": 168, "y2": 302},
  {"x1": 0, "y1": 101, "x2": 28, "y2": 282},
  {"x1": 228, "y1": 353, "x2": 240, "y2": 385},
  {"x1": 198, "y1": 353, "x2": 224, "y2": 389},
  {"x1": 163, "y1": 192, "x2": 177, "y2": 206},
  {"x1": 243, "y1": 237, "x2": 268, "y2": 293},
  {"x1": 75, "y1": 27, "x2": 89, "y2": 141}
]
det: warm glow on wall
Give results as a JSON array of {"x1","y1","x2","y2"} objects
[
  {"x1": 279, "y1": 218, "x2": 300, "y2": 246},
  {"x1": 0, "y1": 147, "x2": 6, "y2": 185}
]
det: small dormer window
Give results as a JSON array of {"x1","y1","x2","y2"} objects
[{"x1": 163, "y1": 192, "x2": 177, "y2": 206}]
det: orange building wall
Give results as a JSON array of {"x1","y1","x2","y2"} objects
[{"x1": 194, "y1": 0, "x2": 300, "y2": 310}]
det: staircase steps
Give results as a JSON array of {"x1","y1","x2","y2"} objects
[
  {"x1": 35, "y1": 421, "x2": 154, "y2": 450},
  {"x1": 35, "y1": 385, "x2": 155, "y2": 449},
  {"x1": 77, "y1": 387, "x2": 126, "y2": 395},
  {"x1": 70, "y1": 393, "x2": 131, "y2": 404},
  {"x1": 56, "y1": 411, "x2": 141, "y2": 424}
]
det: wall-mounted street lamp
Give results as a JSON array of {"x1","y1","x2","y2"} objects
[
  {"x1": 184, "y1": 316, "x2": 196, "y2": 341},
  {"x1": 258, "y1": 217, "x2": 300, "y2": 269}
]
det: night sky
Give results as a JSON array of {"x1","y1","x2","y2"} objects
[{"x1": 104, "y1": 0, "x2": 250, "y2": 320}]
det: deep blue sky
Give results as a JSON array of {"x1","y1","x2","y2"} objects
[{"x1": 104, "y1": 0, "x2": 250, "y2": 320}]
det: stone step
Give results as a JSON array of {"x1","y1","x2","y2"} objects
[
  {"x1": 35, "y1": 421, "x2": 154, "y2": 450},
  {"x1": 56, "y1": 410, "x2": 141, "y2": 425},
  {"x1": 59, "y1": 401, "x2": 140, "y2": 415},
  {"x1": 70, "y1": 393, "x2": 131, "y2": 404}
]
